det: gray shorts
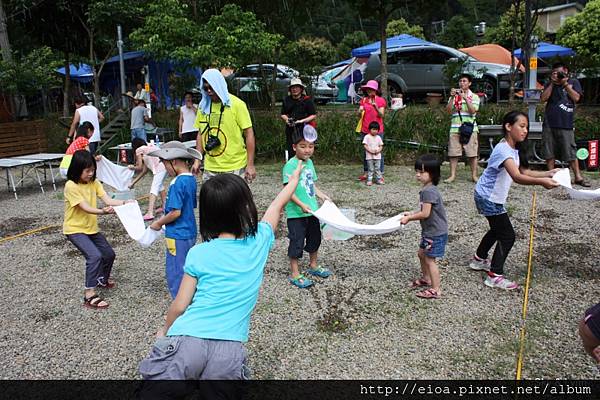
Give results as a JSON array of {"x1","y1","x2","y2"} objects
[
  {"x1": 139, "y1": 335, "x2": 249, "y2": 380},
  {"x1": 542, "y1": 125, "x2": 577, "y2": 161},
  {"x1": 202, "y1": 168, "x2": 245, "y2": 183}
]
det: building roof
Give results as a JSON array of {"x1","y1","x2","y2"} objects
[{"x1": 536, "y1": 2, "x2": 583, "y2": 14}]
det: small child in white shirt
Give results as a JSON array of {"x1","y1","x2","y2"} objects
[{"x1": 362, "y1": 121, "x2": 384, "y2": 186}]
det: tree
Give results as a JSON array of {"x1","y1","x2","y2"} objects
[
  {"x1": 75, "y1": 0, "x2": 142, "y2": 107},
  {"x1": 7, "y1": 0, "x2": 89, "y2": 116},
  {"x1": 438, "y1": 15, "x2": 476, "y2": 48},
  {"x1": 0, "y1": 46, "x2": 61, "y2": 116},
  {"x1": 281, "y1": 37, "x2": 337, "y2": 75},
  {"x1": 337, "y1": 31, "x2": 370, "y2": 59},
  {"x1": 484, "y1": 2, "x2": 544, "y2": 49},
  {"x1": 386, "y1": 18, "x2": 425, "y2": 39},
  {"x1": 203, "y1": 4, "x2": 283, "y2": 69},
  {"x1": 129, "y1": 0, "x2": 211, "y2": 66},
  {"x1": 557, "y1": 0, "x2": 600, "y2": 70}
]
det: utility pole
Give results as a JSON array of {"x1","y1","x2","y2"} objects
[{"x1": 117, "y1": 25, "x2": 127, "y2": 109}]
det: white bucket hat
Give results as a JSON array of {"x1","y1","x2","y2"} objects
[
  {"x1": 288, "y1": 78, "x2": 306, "y2": 89},
  {"x1": 148, "y1": 141, "x2": 203, "y2": 161}
]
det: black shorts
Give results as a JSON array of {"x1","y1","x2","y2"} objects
[
  {"x1": 181, "y1": 131, "x2": 198, "y2": 142},
  {"x1": 287, "y1": 216, "x2": 321, "y2": 259},
  {"x1": 584, "y1": 302, "x2": 600, "y2": 341}
]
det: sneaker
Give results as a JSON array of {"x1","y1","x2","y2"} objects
[
  {"x1": 376, "y1": 179, "x2": 385, "y2": 185},
  {"x1": 358, "y1": 174, "x2": 367, "y2": 181},
  {"x1": 468, "y1": 256, "x2": 490, "y2": 271},
  {"x1": 366, "y1": 180, "x2": 373, "y2": 186},
  {"x1": 484, "y1": 273, "x2": 519, "y2": 290}
]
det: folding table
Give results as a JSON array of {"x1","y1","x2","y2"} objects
[
  {"x1": 0, "y1": 158, "x2": 45, "y2": 199},
  {"x1": 12, "y1": 153, "x2": 65, "y2": 191}
]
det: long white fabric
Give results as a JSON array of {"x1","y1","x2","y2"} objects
[
  {"x1": 113, "y1": 201, "x2": 162, "y2": 247},
  {"x1": 312, "y1": 200, "x2": 404, "y2": 235},
  {"x1": 96, "y1": 156, "x2": 134, "y2": 192},
  {"x1": 552, "y1": 168, "x2": 600, "y2": 200}
]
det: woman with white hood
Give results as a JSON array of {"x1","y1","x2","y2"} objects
[{"x1": 191, "y1": 69, "x2": 257, "y2": 183}]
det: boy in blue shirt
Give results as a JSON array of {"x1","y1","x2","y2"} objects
[
  {"x1": 283, "y1": 127, "x2": 332, "y2": 288},
  {"x1": 149, "y1": 141, "x2": 203, "y2": 298}
]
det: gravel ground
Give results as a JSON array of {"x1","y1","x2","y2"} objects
[{"x1": 0, "y1": 162, "x2": 598, "y2": 379}]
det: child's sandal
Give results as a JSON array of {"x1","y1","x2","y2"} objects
[
  {"x1": 83, "y1": 295, "x2": 109, "y2": 309},
  {"x1": 410, "y1": 278, "x2": 431, "y2": 289},
  {"x1": 415, "y1": 288, "x2": 440, "y2": 299}
]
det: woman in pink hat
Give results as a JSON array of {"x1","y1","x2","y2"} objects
[{"x1": 357, "y1": 80, "x2": 386, "y2": 182}]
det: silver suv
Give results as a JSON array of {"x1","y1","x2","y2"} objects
[{"x1": 363, "y1": 43, "x2": 513, "y2": 101}]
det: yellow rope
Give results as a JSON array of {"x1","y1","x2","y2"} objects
[
  {"x1": 0, "y1": 225, "x2": 59, "y2": 244},
  {"x1": 0, "y1": 194, "x2": 149, "y2": 244},
  {"x1": 516, "y1": 191, "x2": 537, "y2": 380}
]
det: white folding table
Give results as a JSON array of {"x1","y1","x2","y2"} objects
[
  {"x1": 12, "y1": 153, "x2": 65, "y2": 191},
  {"x1": 0, "y1": 158, "x2": 45, "y2": 199}
]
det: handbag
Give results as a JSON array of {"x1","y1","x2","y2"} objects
[
  {"x1": 355, "y1": 109, "x2": 365, "y2": 133},
  {"x1": 457, "y1": 110, "x2": 474, "y2": 145}
]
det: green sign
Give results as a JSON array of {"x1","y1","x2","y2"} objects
[{"x1": 576, "y1": 148, "x2": 589, "y2": 160}]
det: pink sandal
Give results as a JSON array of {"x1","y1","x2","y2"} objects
[
  {"x1": 143, "y1": 213, "x2": 155, "y2": 221},
  {"x1": 410, "y1": 278, "x2": 431, "y2": 289},
  {"x1": 416, "y1": 288, "x2": 440, "y2": 299}
]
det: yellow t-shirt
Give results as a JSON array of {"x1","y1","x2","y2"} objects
[
  {"x1": 193, "y1": 94, "x2": 252, "y2": 172},
  {"x1": 63, "y1": 180, "x2": 106, "y2": 235}
]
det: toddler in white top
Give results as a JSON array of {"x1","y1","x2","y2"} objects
[{"x1": 362, "y1": 121, "x2": 384, "y2": 186}]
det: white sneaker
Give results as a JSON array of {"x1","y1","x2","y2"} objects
[
  {"x1": 468, "y1": 256, "x2": 490, "y2": 271},
  {"x1": 484, "y1": 274, "x2": 519, "y2": 290}
]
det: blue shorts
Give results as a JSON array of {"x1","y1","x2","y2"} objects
[
  {"x1": 474, "y1": 191, "x2": 507, "y2": 217},
  {"x1": 419, "y1": 233, "x2": 448, "y2": 259}
]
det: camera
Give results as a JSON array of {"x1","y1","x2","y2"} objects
[
  {"x1": 205, "y1": 134, "x2": 221, "y2": 151},
  {"x1": 556, "y1": 71, "x2": 566, "y2": 80}
]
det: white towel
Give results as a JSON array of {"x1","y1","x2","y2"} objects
[
  {"x1": 312, "y1": 200, "x2": 404, "y2": 235},
  {"x1": 552, "y1": 168, "x2": 600, "y2": 200},
  {"x1": 96, "y1": 156, "x2": 134, "y2": 192},
  {"x1": 113, "y1": 201, "x2": 162, "y2": 247}
]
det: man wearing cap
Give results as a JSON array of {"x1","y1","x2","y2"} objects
[
  {"x1": 191, "y1": 69, "x2": 256, "y2": 183},
  {"x1": 281, "y1": 78, "x2": 317, "y2": 161}
]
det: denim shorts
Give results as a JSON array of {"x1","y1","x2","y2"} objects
[
  {"x1": 474, "y1": 191, "x2": 507, "y2": 217},
  {"x1": 419, "y1": 233, "x2": 448, "y2": 259}
]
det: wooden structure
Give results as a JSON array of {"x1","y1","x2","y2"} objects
[{"x1": 0, "y1": 121, "x2": 47, "y2": 158}]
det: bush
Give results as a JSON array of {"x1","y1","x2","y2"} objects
[{"x1": 46, "y1": 105, "x2": 600, "y2": 163}]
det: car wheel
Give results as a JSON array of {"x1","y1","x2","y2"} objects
[
  {"x1": 388, "y1": 81, "x2": 403, "y2": 98},
  {"x1": 481, "y1": 78, "x2": 496, "y2": 103}
]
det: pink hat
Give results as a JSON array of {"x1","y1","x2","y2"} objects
[{"x1": 361, "y1": 80, "x2": 379, "y2": 92}]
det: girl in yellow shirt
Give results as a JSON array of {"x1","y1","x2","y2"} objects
[{"x1": 63, "y1": 150, "x2": 130, "y2": 309}]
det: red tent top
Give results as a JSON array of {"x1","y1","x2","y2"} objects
[{"x1": 460, "y1": 44, "x2": 525, "y2": 72}]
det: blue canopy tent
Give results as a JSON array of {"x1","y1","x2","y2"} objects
[
  {"x1": 351, "y1": 34, "x2": 431, "y2": 57},
  {"x1": 56, "y1": 63, "x2": 94, "y2": 83},
  {"x1": 514, "y1": 42, "x2": 575, "y2": 59},
  {"x1": 100, "y1": 51, "x2": 203, "y2": 108}
]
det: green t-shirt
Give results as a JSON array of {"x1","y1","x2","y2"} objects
[
  {"x1": 449, "y1": 91, "x2": 480, "y2": 134},
  {"x1": 282, "y1": 157, "x2": 319, "y2": 219},
  {"x1": 193, "y1": 94, "x2": 252, "y2": 172}
]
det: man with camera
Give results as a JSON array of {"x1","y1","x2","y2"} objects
[
  {"x1": 540, "y1": 62, "x2": 589, "y2": 187},
  {"x1": 191, "y1": 69, "x2": 256, "y2": 183},
  {"x1": 445, "y1": 74, "x2": 480, "y2": 183},
  {"x1": 281, "y1": 78, "x2": 316, "y2": 161}
]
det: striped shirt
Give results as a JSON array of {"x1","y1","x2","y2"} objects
[{"x1": 449, "y1": 90, "x2": 480, "y2": 134}]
